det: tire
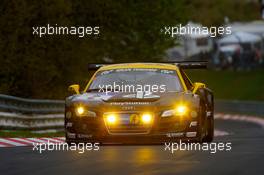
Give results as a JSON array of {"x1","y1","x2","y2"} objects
[
  {"x1": 203, "y1": 115, "x2": 214, "y2": 142},
  {"x1": 196, "y1": 116, "x2": 203, "y2": 143},
  {"x1": 196, "y1": 100, "x2": 206, "y2": 143}
]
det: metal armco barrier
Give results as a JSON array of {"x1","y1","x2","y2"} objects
[
  {"x1": 0, "y1": 112, "x2": 63, "y2": 130},
  {"x1": 0, "y1": 94, "x2": 64, "y2": 131},
  {"x1": 0, "y1": 94, "x2": 64, "y2": 114},
  {"x1": 0, "y1": 94, "x2": 263, "y2": 131}
]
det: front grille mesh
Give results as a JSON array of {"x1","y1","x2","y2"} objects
[
  {"x1": 107, "y1": 124, "x2": 150, "y2": 134},
  {"x1": 104, "y1": 113, "x2": 152, "y2": 135}
]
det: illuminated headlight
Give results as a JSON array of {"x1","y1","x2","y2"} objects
[
  {"x1": 141, "y1": 113, "x2": 152, "y2": 124},
  {"x1": 75, "y1": 106, "x2": 96, "y2": 117},
  {"x1": 105, "y1": 114, "x2": 117, "y2": 124},
  {"x1": 76, "y1": 107, "x2": 84, "y2": 115},
  {"x1": 176, "y1": 105, "x2": 187, "y2": 115},
  {"x1": 161, "y1": 105, "x2": 188, "y2": 117}
]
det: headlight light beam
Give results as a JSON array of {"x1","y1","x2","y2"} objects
[
  {"x1": 161, "y1": 105, "x2": 188, "y2": 117},
  {"x1": 175, "y1": 105, "x2": 187, "y2": 115},
  {"x1": 75, "y1": 106, "x2": 97, "y2": 117},
  {"x1": 76, "y1": 106, "x2": 84, "y2": 115},
  {"x1": 141, "y1": 113, "x2": 152, "y2": 124},
  {"x1": 106, "y1": 114, "x2": 116, "y2": 124}
]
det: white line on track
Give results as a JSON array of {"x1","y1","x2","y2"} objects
[{"x1": 215, "y1": 113, "x2": 264, "y2": 128}]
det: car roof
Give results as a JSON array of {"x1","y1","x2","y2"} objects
[{"x1": 98, "y1": 63, "x2": 178, "y2": 71}]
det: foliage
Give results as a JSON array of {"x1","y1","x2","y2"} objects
[{"x1": 0, "y1": 0, "x2": 260, "y2": 99}]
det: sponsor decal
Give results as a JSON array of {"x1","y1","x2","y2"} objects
[
  {"x1": 129, "y1": 114, "x2": 140, "y2": 124},
  {"x1": 110, "y1": 102, "x2": 151, "y2": 105}
]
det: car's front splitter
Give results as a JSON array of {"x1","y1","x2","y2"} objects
[{"x1": 65, "y1": 131, "x2": 199, "y2": 144}]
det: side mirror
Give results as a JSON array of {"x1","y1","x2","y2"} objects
[
  {"x1": 68, "y1": 84, "x2": 80, "y2": 94},
  {"x1": 192, "y1": 82, "x2": 205, "y2": 94}
]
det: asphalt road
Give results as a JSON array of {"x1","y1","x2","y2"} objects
[{"x1": 0, "y1": 118, "x2": 264, "y2": 175}]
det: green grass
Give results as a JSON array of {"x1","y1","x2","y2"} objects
[
  {"x1": 185, "y1": 69, "x2": 264, "y2": 101},
  {"x1": 0, "y1": 130, "x2": 65, "y2": 138}
]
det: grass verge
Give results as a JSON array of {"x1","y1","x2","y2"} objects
[{"x1": 186, "y1": 69, "x2": 264, "y2": 101}]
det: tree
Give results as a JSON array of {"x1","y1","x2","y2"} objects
[{"x1": 0, "y1": 0, "x2": 260, "y2": 99}]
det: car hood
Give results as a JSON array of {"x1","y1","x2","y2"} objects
[{"x1": 66, "y1": 91, "x2": 196, "y2": 110}]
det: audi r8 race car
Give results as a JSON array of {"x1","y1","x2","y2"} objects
[{"x1": 65, "y1": 62, "x2": 214, "y2": 144}]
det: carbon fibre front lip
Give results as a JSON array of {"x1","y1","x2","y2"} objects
[
  {"x1": 65, "y1": 131, "x2": 199, "y2": 143},
  {"x1": 66, "y1": 136, "x2": 199, "y2": 144}
]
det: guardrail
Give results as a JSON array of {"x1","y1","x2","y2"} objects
[
  {"x1": 0, "y1": 112, "x2": 64, "y2": 131},
  {"x1": 0, "y1": 94, "x2": 64, "y2": 114},
  {"x1": 0, "y1": 94, "x2": 263, "y2": 131},
  {"x1": 0, "y1": 94, "x2": 64, "y2": 131}
]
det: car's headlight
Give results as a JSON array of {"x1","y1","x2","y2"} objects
[
  {"x1": 76, "y1": 106, "x2": 85, "y2": 115},
  {"x1": 105, "y1": 114, "x2": 117, "y2": 125},
  {"x1": 161, "y1": 109, "x2": 175, "y2": 117},
  {"x1": 161, "y1": 105, "x2": 188, "y2": 117},
  {"x1": 175, "y1": 105, "x2": 187, "y2": 115},
  {"x1": 141, "y1": 113, "x2": 153, "y2": 124},
  {"x1": 75, "y1": 106, "x2": 96, "y2": 117}
]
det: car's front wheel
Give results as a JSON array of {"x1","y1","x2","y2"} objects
[{"x1": 203, "y1": 115, "x2": 214, "y2": 142}]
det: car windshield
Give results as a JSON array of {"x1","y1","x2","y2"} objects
[{"x1": 87, "y1": 68, "x2": 183, "y2": 93}]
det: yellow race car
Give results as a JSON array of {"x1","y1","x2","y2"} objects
[{"x1": 65, "y1": 62, "x2": 214, "y2": 144}]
